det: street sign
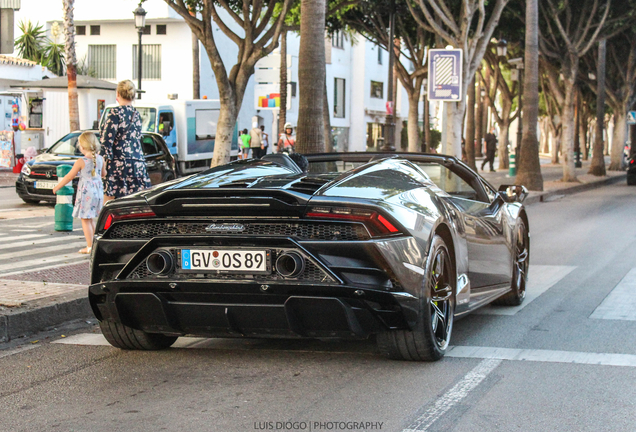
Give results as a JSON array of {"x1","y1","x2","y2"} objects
[
  {"x1": 427, "y1": 48, "x2": 463, "y2": 102},
  {"x1": 628, "y1": 111, "x2": 636, "y2": 125}
]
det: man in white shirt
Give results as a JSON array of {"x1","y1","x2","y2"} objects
[{"x1": 250, "y1": 126, "x2": 263, "y2": 158}]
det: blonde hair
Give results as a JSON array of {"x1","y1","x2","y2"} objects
[
  {"x1": 116, "y1": 79, "x2": 136, "y2": 101},
  {"x1": 78, "y1": 132, "x2": 101, "y2": 177}
]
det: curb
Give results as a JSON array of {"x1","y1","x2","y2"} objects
[
  {"x1": 0, "y1": 290, "x2": 92, "y2": 343},
  {"x1": 524, "y1": 173, "x2": 626, "y2": 206}
]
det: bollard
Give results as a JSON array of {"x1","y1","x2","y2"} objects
[
  {"x1": 509, "y1": 153, "x2": 516, "y2": 177},
  {"x1": 54, "y1": 165, "x2": 74, "y2": 232}
]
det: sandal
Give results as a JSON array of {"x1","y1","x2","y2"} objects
[{"x1": 79, "y1": 247, "x2": 92, "y2": 254}]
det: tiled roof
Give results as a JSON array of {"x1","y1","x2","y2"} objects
[{"x1": 0, "y1": 55, "x2": 37, "y2": 67}]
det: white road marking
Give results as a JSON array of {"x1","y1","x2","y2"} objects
[
  {"x1": 0, "y1": 234, "x2": 83, "y2": 251},
  {"x1": 15, "y1": 221, "x2": 54, "y2": 229},
  {"x1": 402, "y1": 359, "x2": 502, "y2": 432},
  {"x1": 0, "y1": 344, "x2": 39, "y2": 359},
  {"x1": 54, "y1": 335, "x2": 636, "y2": 369},
  {"x1": 591, "y1": 268, "x2": 636, "y2": 321},
  {"x1": 0, "y1": 233, "x2": 48, "y2": 242},
  {"x1": 0, "y1": 253, "x2": 87, "y2": 273},
  {"x1": 447, "y1": 346, "x2": 636, "y2": 367},
  {"x1": 475, "y1": 265, "x2": 576, "y2": 316},
  {"x1": 0, "y1": 241, "x2": 86, "y2": 261}
]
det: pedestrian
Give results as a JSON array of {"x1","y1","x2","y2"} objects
[
  {"x1": 100, "y1": 79, "x2": 151, "y2": 202},
  {"x1": 277, "y1": 122, "x2": 295, "y2": 153},
  {"x1": 52, "y1": 132, "x2": 105, "y2": 254},
  {"x1": 260, "y1": 125, "x2": 269, "y2": 156},
  {"x1": 240, "y1": 128, "x2": 251, "y2": 159},
  {"x1": 250, "y1": 124, "x2": 263, "y2": 158},
  {"x1": 481, "y1": 128, "x2": 497, "y2": 172}
]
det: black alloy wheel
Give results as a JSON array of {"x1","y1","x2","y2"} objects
[
  {"x1": 377, "y1": 235, "x2": 455, "y2": 361},
  {"x1": 494, "y1": 220, "x2": 529, "y2": 306}
]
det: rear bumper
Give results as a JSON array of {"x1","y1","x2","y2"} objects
[{"x1": 89, "y1": 280, "x2": 414, "y2": 339}]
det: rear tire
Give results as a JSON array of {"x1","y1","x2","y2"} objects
[
  {"x1": 627, "y1": 174, "x2": 636, "y2": 186},
  {"x1": 99, "y1": 320, "x2": 177, "y2": 350},
  {"x1": 493, "y1": 220, "x2": 529, "y2": 306},
  {"x1": 377, "y1": 235, "x2": 455, "y2": 361}
]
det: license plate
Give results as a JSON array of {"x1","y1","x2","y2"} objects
[
  {"x1": 34, "y1": 181, "x2": 58, "y2": 189},
  {"x1": 181, "y1": 249, "x2": 269, "y2": 273}
]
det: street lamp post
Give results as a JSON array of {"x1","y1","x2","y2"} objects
[
  {"x1": 133, "y1": 5, "x2": 147, "y2": 100},
  {"x1": 381, "y1": 0, "x2": 396, "y2": 152}
]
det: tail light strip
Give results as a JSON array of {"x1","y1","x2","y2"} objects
[{"x1": 305, "y1": 206, "x2": 400, "y2": 237}]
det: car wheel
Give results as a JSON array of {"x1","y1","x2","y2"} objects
[
  {"x1": 627, "y1": 174, "x2": 636, "y2": 186},
  {"x1": 99, "y1": 320, "x2": 178, "y2": 350},
  {"x1": 21, "y1": 198, "x2": 40, "y2": 205},
  {"x1": 493, "y1": 220, "x2": 529, "y2": 306},
  {"x1": 162, "y1": 173, "x2": 175, "y2": 183},
  {"x1": 377, "y1": 235, "x2": 455, "y2": 361}
]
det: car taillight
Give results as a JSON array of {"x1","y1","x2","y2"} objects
[
  {"x1": 101, "y1": 205, "x2": 156, "y2": 231},
  {"x1": 630, "y1": 159, "x2": 635, "y2": 165},
  {"x1": 305, "y1": 206, "x2": 400, "y2": 236}
]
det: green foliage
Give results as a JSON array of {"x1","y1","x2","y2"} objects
[
  {"x1": 14, "y1": 21, "x2": 46, "y2": 63},
  {"x1": 42, "y1": 41, "x2": 65, "y2": 76},
  {"x1": 429, "y1": 128, "x2": 441, "y2": 152},
  {"x1": 76, "y1": 54, "x2": 96, "y2": 77}
]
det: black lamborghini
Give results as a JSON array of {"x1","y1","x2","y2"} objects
[{"x1": 89, "y1": 152, "x2": 530, "y2": 361}]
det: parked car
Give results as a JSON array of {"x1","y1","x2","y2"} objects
[
  {"x1": 89, "y1": 152, "x2": 530, "y2": 362},
  {"x1": 16, "y1": 130, "x2": 177, "y2": 204}
]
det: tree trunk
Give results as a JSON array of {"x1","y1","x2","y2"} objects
[
  {"x1": 499, "y1": 120, "x2": 511, "y2": 170},
  {"x1": 609, "y1": 111, "x2": 626, "y2": 170},
  {"x1": 516, "y1": 0, "x2": 543, "y2": 190},
  {"x1": 424, "y1": 85, "x2": 430, "y2": 152},
  {"x1": 296, "y1": 0, "x2": 325, "y2": 153},
  {"x1": 445, "y1": 100, "x2": 466, "y2": 158},
  {"x1": 590, "y1": 39, "x2": 607, "y2": 176},
  {"x1": 580, "y1": 108, "x2": 588, "y2": 161},
  {"x1": 560, "y1": 64, "x2": 578, "y2": 182},
  {"x1": 551, "y1": 129, "x2": 560, "y2": 164},
  {"x1": 466, "y1": 76, "x2": 476, "y2": 169},
  {"x1": 407, "y1": 89, "x2": 420, "y2": 152},
  {"x1": 475, "y1": 81, "x2": 483, "y2": 158},
  {"x1": 279, "y1": 30, "x2": 288, "y2": 137},
  {"x1": 192, "y1": 31, "x2": 200, "y2": 99},
  {"x1": 63, "y1": 0, "x2": 80, "y2": 132},
  {"x1": 323, "y1": 77, "x2": 332, "y2": 152}
]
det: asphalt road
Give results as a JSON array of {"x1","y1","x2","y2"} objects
[{"x1": 1, "y1": 183, "x2": 636, "y2": 432}]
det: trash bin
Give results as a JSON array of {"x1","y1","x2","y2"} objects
[
  {"x1": 54, "y1": 165, "x2": 74, "y2": 232},
  {"x1": 509, "y1": 153, "x2": 516, "y2": 177}
]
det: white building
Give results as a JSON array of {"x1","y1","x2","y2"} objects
[{"x1": 12, "y1": 0, "x2": 412, "y2": 151}]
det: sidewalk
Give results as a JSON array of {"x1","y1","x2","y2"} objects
[
  {"x1": 0, "y1": 156, "x2": 627, "y2": 343},
  {"x1": 0, "y1": 169, "x2": 18, "y2": 188}
]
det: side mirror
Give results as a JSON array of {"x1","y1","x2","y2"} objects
[{"x1": 498, "y1": 184, "x2": 528, "y2": 203}]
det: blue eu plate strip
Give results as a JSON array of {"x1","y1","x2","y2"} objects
[{"x1": 182, "y1": 249, "x2": 191, "y2": 269}]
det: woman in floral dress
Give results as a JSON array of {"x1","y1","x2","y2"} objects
[{"x1": 100, "y1": 79, "x2": 151, "y2": 202}]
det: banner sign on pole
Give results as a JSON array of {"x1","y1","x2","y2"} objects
[
  {"x1": 627, "y1": 111, "x2": 636, "y2": 125},
  {"x1": 427, "y1": 48, "x2": 463, "y2": 102}
]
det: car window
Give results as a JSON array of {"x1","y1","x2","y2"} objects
[
  {"x1": 307, "y1": 160, "x2": 367, "y2": 174},
  {"x1": 141, "y1": 135, "x2": 159, "y2": 156},
  {"x1": 48, "y1": 132, "x2": 98, "y2": 156},
  {"x1": 414, "y1": 163, "x2": 481, "y2": 201}
]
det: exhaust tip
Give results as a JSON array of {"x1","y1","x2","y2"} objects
[
  {"x1": 276, "y1": 252, "x2": 305, "y2": 278},
  {"x1": 147, "y1": 250, "x2": 174, "y2": 275}
]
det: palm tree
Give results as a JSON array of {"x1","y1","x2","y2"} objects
[
  {"x1": 63, "y1": 0, "x2": 80, "y2": 132},
  {"x1": 515, "y1": 0, "x2": 543, "y2": 191},
  {"x1": 14, "y1": 21, "x2": 45, "y2": 63},
  {"x1": 296, "y1": 0, "x2": 326, "y2": 153}
]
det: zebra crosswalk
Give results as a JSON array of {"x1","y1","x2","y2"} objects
[{"x1": 0, "y1": 223, "x2": 87, "y2": 276}]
